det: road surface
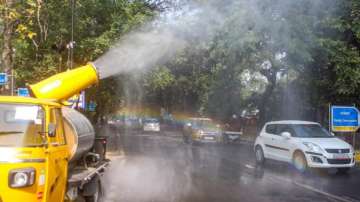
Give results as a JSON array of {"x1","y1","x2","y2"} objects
[{"x1": 102, "y1": 129, "x2": 360, "y2": 202}]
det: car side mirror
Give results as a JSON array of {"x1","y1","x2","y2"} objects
[
  {"x1": 48, "y1": 123, "x2": 56, "y2": 137},
  {"x1": 281, "y1": 132, "x2": 291, "y2": 139}
]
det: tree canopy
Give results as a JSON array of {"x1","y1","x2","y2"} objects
[{"x1": 1, "y1": 0, "x2": 360, "y2": 126}]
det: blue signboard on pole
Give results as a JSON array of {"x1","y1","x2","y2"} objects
[
  {"x1": 0, "y1": 73, "x2": 8, "y2": 85},
  {"x1": 68, "y1": 91, "x2": 86, "y2": 109},
  {"x1": 88, "y1": 101, "x2": 97, "y2": 112},
  {"x1": 331, "y1": 106, "x2": 360, "y2": 132},
  {"x1": 17, "y1": 88, "x2": 30, "y2": 97}
]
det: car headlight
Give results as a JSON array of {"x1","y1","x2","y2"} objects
[
  {"x1": 9, "y1": 168, "x2": 35, "y2": 188},
  {"x1": 303, "y1": 142, "x2": 323, "y2": 153},
  {"x1": 349, "y1": 145, "x2": 355, "y2": 154}
]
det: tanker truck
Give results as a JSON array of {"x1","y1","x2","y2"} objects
[{"x1": 0, "y1": 63, "x2": 109, "y2": 202}]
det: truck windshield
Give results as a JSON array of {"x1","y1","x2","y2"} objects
[{"x1": 0, "y1": 103, "x2": 45, "y2": 147}]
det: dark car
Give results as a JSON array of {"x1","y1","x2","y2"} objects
[{"x1": 183, "y1": 118, "x2": 224, "y2": 144}]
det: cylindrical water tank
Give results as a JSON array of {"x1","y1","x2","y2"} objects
[{"x1": 62, "y1": 107, "x2": 95, "y2": 163}]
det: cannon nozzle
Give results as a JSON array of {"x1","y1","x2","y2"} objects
[{"x1": 28, "y1": 63, "x2": 99, "y2": 101}]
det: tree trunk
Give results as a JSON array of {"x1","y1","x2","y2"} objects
[
  {"x1": 258, "y1": 82, "x2": 275, "y2": 128},
  {"x1": 258, "y1": 67, "x2": 277, "y2": 129},
  {"x1": 1, "y1": 0, "x2": 15, "y2": 95}
]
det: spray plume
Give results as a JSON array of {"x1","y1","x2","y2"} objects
[{"x1": 93, "y1": 1, "x2": 227, "y2": 79}]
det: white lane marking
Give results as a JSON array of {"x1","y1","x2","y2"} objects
[
  {"x1": 189, "y1": 143, "x2": 352, "y2": 202},
  {"x1": 293, "y1": 181, "x2": 354, "y2": 202},
  {"x1": 268, "y1": 175, "x2": 354, "y2": 202},
  {"x1": 342, "y1": 196, "x2": 360, "y2": 202},
  {"x1": 245, "y1": 164, "x2": 255, "y2": 169}
]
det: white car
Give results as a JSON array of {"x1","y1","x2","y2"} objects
[
  {"x1": 254, "y1": 120, "x2": 355, "y2": 173},
  {"x1": 143, "y1": 118, "x2": 160, "y2": 132}
]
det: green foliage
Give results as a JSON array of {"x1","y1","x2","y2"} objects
[
  {"x1": 1, "y1": 0, "x2": 156, "y2": 123},
  {"x1": 145, "y1": 66, "x2": 174, "y2": 91},
  {"x1": 141, "y1": 0, "x2": 360, "y2": 124},
  {"x1": 318, "y1": 0, "x2": 360, "y2": 96},
  {"x1": 2, "y1": 0, "x2": 360, "y2": 125}
]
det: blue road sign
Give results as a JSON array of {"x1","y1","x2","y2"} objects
[
  {"x1": 68, "y1": 91, "x2": 86, "y2": 109},
  {"x1": 17, "y1": 88, "x2": 30, "y2": 97},
  {"x1": 331, "y1": 106, "x2": 360, "y2": 132},
  {"x1": 0, "y1": 73, "x2": 8, "y2": 85},
  {"x1": 88, "y1": 101, "x2": 97, "y2": 112}
]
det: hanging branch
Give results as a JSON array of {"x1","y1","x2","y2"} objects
[{"x1": 36, "y1": 0, "x2": 44, "y2": 42}]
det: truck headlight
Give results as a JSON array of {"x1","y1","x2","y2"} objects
[
  {"x1": 9, "y1": 168, "x2": 35, "y2": 188},
  {"x1": 303, "y1": 142, "x2": 323, "y2": 153}
]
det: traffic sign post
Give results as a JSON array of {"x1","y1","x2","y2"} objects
[
  {"x1": 17, "y1": 88, "x2": 30, "y2": 97},
  {"x1": 331, "y1": 106, "x2": 360, "y2": 132},
  {"x1": 68, "y1": 91, "x2": 86, "y2": 110},
  {"x1": 88, "y1": 101, "x2": 97, "y2": 112},
  {"x1": 330, "y1": 105, "x2": 360, "y2": 155},
  {"x1": 0, "y1": 73, "x2": 8, "y2": 85}
]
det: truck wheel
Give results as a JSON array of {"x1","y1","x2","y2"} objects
[
  {"x1": 84, "y1": 181, "x2": 102, "y2": 202},
  {"x1": 188, "y1": 136, "x2": 193, "y2": 145}
]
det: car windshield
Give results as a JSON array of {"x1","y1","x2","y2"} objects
[
  {"x1": 192, "y1": 120, "x2": 217, "y2": 129},
  {"x1": 0, "y1": 103, "x2": 45, "y2": 147},
  {"x1": 292, "y1": 124, "x2": 333, "y2": 138},
  {"x1": 144, "y1": 119, "x2": 158, "y2": 123}
]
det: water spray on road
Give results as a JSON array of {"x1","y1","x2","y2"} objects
[{"x1": 96, "y1": 0, "x2": 344, "y2": 201}]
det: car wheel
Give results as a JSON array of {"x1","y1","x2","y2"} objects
[
  {"x1": 293, "y1": 152, "x2": 308, "y2": 172},
  {"x1": 188, "y1": 136, "x2": 194, "y2": 145},
  {"x1": 222, "y1": 134, "x2": 229, "y2": 144},
  {"x1": 337, "y1": 167, "x2": 350, "y2": 174},
  {"x1": 255, "y1": 146, "x2": 265, "y2": 165},
  {"x1": 182, "y1": 134, "x2": 188, "y2": 143}
]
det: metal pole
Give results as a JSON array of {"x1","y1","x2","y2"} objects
[
  {"x1": 354, "y1": 103, "x2": 357, "y2": 150},
  {"x1": 328, "y1": 103, "x2": 331, "y2": 132},
  {"x1": 70, "y1": 0, "x2": 75, "y2": 69},
  {"x1": 10, "y1": 68, "x2": 14, "y2": 96},
  {"x1": 353, "y1": 104, "x2": 357, "y2": 150},
  {"x1": 286, "y1": 68, "x2": 289, "y2": 119},
  {"x1": 353, "y1": 132, "x2": 356, "y2": 150}
]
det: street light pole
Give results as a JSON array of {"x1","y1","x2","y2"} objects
[
  {"x1": 10, "y1": 68, "x2": 14, "y2": 96},
  {"x1": 10, "y1": 48, "x2": 15, "y2": 96},
  {"x1": 286, "y1": 67, "x2": 289, "y2": 119}
]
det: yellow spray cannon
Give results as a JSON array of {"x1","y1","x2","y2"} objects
[{"x1": 28, "y1": 63, "x2": 99, "y2": 101}]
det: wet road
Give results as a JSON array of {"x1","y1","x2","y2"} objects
[{"x1": 103, "y1": 131, "x2": 360, "y2": 202}]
